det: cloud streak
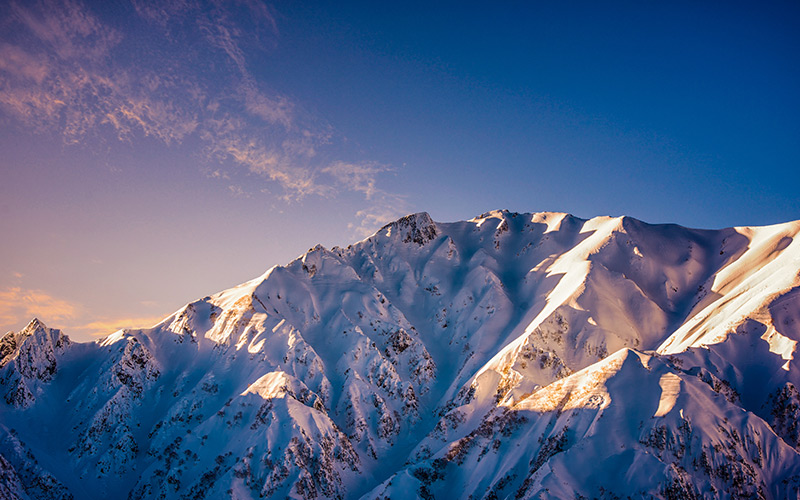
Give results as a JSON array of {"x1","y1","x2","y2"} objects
[
  {"x1": 0, "y1": 285, "x2": 172, "y2": 339},
  {"x1": 71, "y1": 315, "x2": 168, "y2": 337},
  {"x1": 0, "y1": 1, "x2": 200, "y2": 145},
  {"x1": 0, "y1": 286, "x2": 80, "y2": 332},
  {"x1": 322, "y1": 161, "x2": 394, "y2": 200},
  {"x1": 348, "y1": 195, "x2": 410, "y2": 238},
  {"x1": 9, "y1": 0, "x2": 121, "y2": 60},
  {"x1": 0, "y1": 0, "x2": 404, "y2": 230}
]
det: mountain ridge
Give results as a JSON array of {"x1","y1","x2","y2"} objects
[{"x1": 1, "y1": 210, "x2": 799, "y2": 499}]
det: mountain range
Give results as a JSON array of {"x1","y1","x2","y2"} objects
[{"x1": 2, "y1": 210, "x2": 800, "y2": 499}]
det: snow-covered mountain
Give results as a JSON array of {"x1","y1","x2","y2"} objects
[{"x1": 2, "y1": 210, "x2": 800, "y2": 499}]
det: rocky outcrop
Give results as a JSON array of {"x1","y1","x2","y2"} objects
[{"x1": 0, "y1": 319, "x2": 71, "y2": 408}]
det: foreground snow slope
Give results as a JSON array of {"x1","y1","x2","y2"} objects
[{"x1": 1, "y1": 210, "x2": 799, "y2": 499}]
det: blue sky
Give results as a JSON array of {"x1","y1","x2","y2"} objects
[{"x1": 1, "y1": 0, "x2": 798, "y2": 340}]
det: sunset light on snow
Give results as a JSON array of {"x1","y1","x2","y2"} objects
[
  {"x1": 3, "y1": 3, "x2": 800, "y2": 498},
  {"x1": 1, "y1": 1, "x2": 798, "y2": 341}
]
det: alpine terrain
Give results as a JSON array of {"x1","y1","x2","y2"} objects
[{"x1": 2, "y1": 210, "x2": 800, "y2": 500}]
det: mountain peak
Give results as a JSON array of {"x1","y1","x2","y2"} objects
[
  {"x1": 10, "y1": 318, "x2": 70, "y2": 355},
  {"x1": 0, "y1": 317, "x2": 72, "y2": 409},
  {"x1": 379, "y1": 211, "x2": 438, "y2": 245},
  {"x1": 472, "y1": 208, "x2": 531, "y2": 221},
  {"x1": 21, "y1": 317, "x2": 47, "y2": 335}
]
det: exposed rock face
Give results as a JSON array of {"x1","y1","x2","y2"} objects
[
  {"x1": 0, "y1": 318, "x2": 71, "y2": 408},
  {"x1": 2, "y1": 211, "x2": 800, "y2": 499},
  {"x1": 380, "y1": 211, "x2": 438, "y2": 246}
]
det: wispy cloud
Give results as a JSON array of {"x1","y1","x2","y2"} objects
[
  {"x1": 347, "y1": 189, "x2": 411, "y2": 238},
  {"x1": 202, "y1": 122, "x2": 331, "y2": 199},
  {"x1": 0, "y1": 286, "x2": 80, "y2": 332},
  {"x1": 322, "y1": 161, "x2": 412, "y2": 236},
  {"x1": 323, "y1": 161, "x2": 391, "y2": 200},
  {"x1": 0, "y1": 285, "x2": 170, "y2": 339},
  {"x1": 130, "y1": 0, "x2": 188, "y2": 28},
  {"x1": 0, "y1": 43, "x2": 49, "y2": 83},
  {"x1": 198, "y1": 17, "x2": 248, "y2": 76},
  {"x1": 71, "y1": 315, "x2": 167, "y2": 337},
  {"x1": 0, "y1": 1, "x2": 200, "y2": 145},
  {"x1": 349, "y1": 203, "x2": 409, "y2": 238},
  {"x1": 0, "y1": 0, "x2": 405, "y2": 226},
  {"x1": 228, "y1": 184, "x2": 248, "y2": 198},
  {"x1": 240, "y1": 78, "x2": 293, "y2": 129},
  {"x1": 9, "y1": 0, "x2": 121, "y2": 60}
]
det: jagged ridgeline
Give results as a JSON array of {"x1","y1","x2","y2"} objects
[{"x1": 2, "y1": 210, "x2": 800, "y2": 500}]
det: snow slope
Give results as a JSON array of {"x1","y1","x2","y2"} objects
[{"x1": 1, "y1": 210, "x2": 799, "y2": 499}]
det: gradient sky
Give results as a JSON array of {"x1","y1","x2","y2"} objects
[{"x1": 1, "y1": 0, "x2": 798, "y2": 341}]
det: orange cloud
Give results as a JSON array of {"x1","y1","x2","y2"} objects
[
  {"x1": 0, "y1": 286, "x2": 168, "y2": 340},
  {"x1": 70, "y1": 315, "x2": 168, "y2": 337},
  {"x1": 0, "y1": 286, "x2": 80, "y2": 333}
]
